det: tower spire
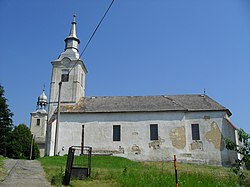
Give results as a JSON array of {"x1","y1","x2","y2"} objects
[{"x1": 64, "y1": 15, "x2": 80, "y2": 51}]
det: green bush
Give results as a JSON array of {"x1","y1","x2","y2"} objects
[
  {"x1": 7, "y1": 124, "x2": 40, "y2": 159},
  {"x1": 226, "y1": 128, "x2": 250, "y2": 184}
]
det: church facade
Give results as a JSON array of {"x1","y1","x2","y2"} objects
[{"x1": 30, "y1": 16, "x2": 238, "y2": 166}]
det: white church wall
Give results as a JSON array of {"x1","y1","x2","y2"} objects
[
  {"x1": 220, "y1": 118, "x2": 238, "y2": 166},
  {"x1": 54, "y1": 110, "x2": 236, "y2": 166},
  {"x1": 46, "y1": 120, "x2": 57, "y2": 156}
]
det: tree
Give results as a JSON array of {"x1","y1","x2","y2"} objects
[
  {"x1": 7, "y1": 124, "x2": 40, "y2": 159},
  {"x1": 32, "y1": 140, "x2": 40, "y2": 159},
  {"x1": 226, "y1": 128, "x2": 250, "y2": 180},
  {"x1": 0, "y1": 84, "x2": 13, "y2": 156}
]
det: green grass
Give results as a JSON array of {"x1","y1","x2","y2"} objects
[
  {"x1": 0, "y1": 156, "x2": 7, "y2": 182},
  {"x1": 38, "y1": 156, "x2": 250, "y2": 187}
]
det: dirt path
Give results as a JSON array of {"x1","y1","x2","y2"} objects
[{"x1": 0, "y1": 159, "x2": 51, "y2": 187}]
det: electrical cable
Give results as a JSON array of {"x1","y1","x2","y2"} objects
[
  {"x1": 69, "y1": 0, "x2": 116, "y2": 74},
  {"x1": 50, "y1": 0, "x2": 116, "y2": 124}
]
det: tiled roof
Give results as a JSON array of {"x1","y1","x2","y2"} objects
[{"x1": 60, "y1": 94, "x2": 231, "y2": 115}]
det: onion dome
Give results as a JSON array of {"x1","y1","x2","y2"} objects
[
  {"x1": 38, "y1": 90, "x2": 47, "y2": 103},
  {"x1": 37, "y1": 89, "x2": 48, "y2": 109}
]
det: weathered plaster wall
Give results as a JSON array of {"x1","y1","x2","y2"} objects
[
  {"x1": 184, "y1": 112, "x2": 226, "y2": 165},
  {"x1": 170, "y1": 126, "x2": 186, "y2": 149},
  {"x1": 205, "y1": 121, "x2": 224, "y2": 150},
  {"x1": 52, "y1": 111, "x2": 237, "y2": 166}
]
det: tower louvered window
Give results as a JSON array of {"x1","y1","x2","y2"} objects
[
  {"x1": 37, "y1": 119, "x2": 40, "y2": 126},
  {"x1": 61, "y1": 69, "x2": 69, "y2": 82}
]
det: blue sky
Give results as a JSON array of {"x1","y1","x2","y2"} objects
[{"x1": 0, "y1": 0, "x2": 250, "y2": 133}]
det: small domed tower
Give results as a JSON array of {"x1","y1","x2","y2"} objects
[
  {"x1": 30, "y1": 89, "x2": 48, "y2": 157},
  {"x1": 37, "y1": 90, "x2": 48, "y2": 110}
]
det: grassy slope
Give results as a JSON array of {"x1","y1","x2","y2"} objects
[
  {"x1": 39, "y1": 156, "x2": 250, "y2": 187},
  {"x1": 0, "y1": 156, "x2": 7, "y2": 182}
]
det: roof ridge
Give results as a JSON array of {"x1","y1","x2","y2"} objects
[{"x1": 83, "y1": 94, "x2": 203, "y2": 98}]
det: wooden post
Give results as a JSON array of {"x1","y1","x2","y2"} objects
[
  {"x1": 29, "y1": 134, "x2": 34, "y2": 160},
  {"x1": 88, "y1": 147, "x2": 92, "y2": 177},
  {"x1": 63, "y1": 147, "x2": 75, "y2": 185},
  {"x1": 81, "y1": 125, "x2": 84, "y2": 155},
  {"x1": 174, "y1": 155, "x2": 178, "y2": 187}
]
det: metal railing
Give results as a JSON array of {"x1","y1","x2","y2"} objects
[{"x1": 63, "y1": 146, "x2": 92, "y2": 185}]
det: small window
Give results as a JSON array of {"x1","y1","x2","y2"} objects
[
  {"x1": 113, "y1": 125, "x2": 121, "y2": 141},
  {"x1": 61, "y1": 70, "x2": 69, "y2": 82},
  {"x1": 191, "y1": 124, "x2": 200, "y2": 140},
  {"x1": 150, "y1": 124, "x2": 158, "y2": 140},
  {"x1": 36, "y1": 119, "x2": 40, "y2": 126}
]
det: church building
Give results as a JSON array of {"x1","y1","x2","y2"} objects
[{"x1": 30, "y1": 16, "x2": 238, "y2": 166}]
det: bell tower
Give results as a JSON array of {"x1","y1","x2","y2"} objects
[
  {"x1": 48, "y1": 15, "x2": 87, "y2": 119},
  {"x1": 46, "y1": 15, "x2": 87, "y2": 156},
  {"x1": 30, "y1": 89, "x2": 48, "y2": 157}
]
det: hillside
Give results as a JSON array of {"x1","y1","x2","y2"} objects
[{"x1": 39, "y1": 156, "x2": 250, "y2": 187}]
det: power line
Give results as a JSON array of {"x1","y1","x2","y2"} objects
[
  {"x1": 69, "y1": 0, "x2": 116, "y2": 74},
  {"x1": 51, "y1": 0, "x2": 116, "y2": 126}
]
